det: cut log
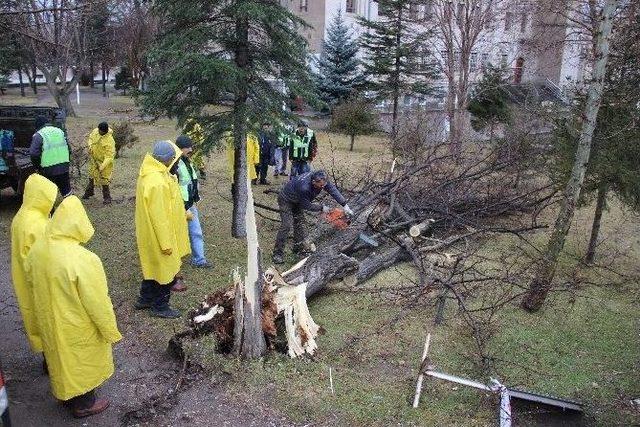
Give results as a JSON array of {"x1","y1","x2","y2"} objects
[{"x1": 409, "y1": 219, "x2": 435, "y2": 238}]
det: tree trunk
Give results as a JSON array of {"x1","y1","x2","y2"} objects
[
  {"x1": 101, "y1": 63, "x2": 107, "y2": 97},
  {"x1": 521, "y1": 0, "x2": 618, "y2": 312},
  {"x1": 231, "y1": 14, "x2": 250, "y2": 239},
  {"x1": 232, "y1": 177, "x2": 267, "y2": 358},
  {"x1": 349, "y1": 134, "x2": 355, "y2": 151},
  {"x1": 584, "y1": 183, "x2": 608, "y2": 264},
  {"x1": 31, "y1": 63, "x2": 38, "y2": 94},
  {"x1": 18, "y1": 68, "x2": 25, "y2": 97},
  {"x1": 90, "y1": 62, "x2": 95, "y2": 88}
]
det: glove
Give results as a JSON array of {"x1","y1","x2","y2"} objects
[
  {"x1": 161, "y1": 248, "x2": 173, "y2": 256},
  {"x1": 322, "y1": 205, "x2": 331, "y2": 214},
  {"x1": 186, "y1": 210, "x2": 194, "y2": 221},
  {"x1": 343, "y1": 204, "x2": 354, "y2": 216}
]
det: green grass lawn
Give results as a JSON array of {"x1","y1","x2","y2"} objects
[{"x1": 0, "y1": 89, "x2": 637, "y2": 426}]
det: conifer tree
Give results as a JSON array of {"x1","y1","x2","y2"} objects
[
  {"x1": 359, "y1": 0, "x2": 438, "y2": 137},
  {"x1": 467, "y1": 65, "x2": 511, "y2": 141},
  {"x1": 315, "y1": 10, "x2": 362, "y2": 108},
  {"x1": 140, "y1": 0, "x2": 315, "y2": 240}
]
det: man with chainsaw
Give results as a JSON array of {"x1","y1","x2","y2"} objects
[{"x1": 272, "y1": 169, "x2": 353, "y2": 264}]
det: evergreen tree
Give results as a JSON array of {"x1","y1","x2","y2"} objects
[
  {"x1": 315, "y1": 10, "x2": 362, "y2": 108},
  {"x1": 359, "y1": 0, "x2": 438, "y2": 137},
  {"x1": 551, "y1": 4, "x2": 640, "y2": 264},
  {"x1": 467, "y1": 65, "x2": 511, "y2": 141},
  {"x1": 140, "y1": 0, "x2": 315, "y2": 242}
]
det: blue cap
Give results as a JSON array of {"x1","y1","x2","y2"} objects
[{"x1": 152, "y1": 140, "x2": 175, "y2": 163}]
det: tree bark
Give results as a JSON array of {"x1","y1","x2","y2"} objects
[
  {"x1": 232, "y1": 175, "x2": 267, "y2": 358},
  {"x1": 90, "y1": 62, "x2": 95, "y2": 88},
  {"x1": 101, "y1": 63, "x2": 107, "y2": 97},
  {"x1": 521, "y1": 0, "x2": 618, "y2": 312},
  {"x1": 349, "y1": 134, "x2": 355, "y2": 151},
  {"x1": 584, "y1": 183, "x2": 608, "y2": 264},
  {"x1": 18, "y1": 68, "x2": 25, "y2": 97},
  {"x1": 31, "y1": 63, "x2": 38, "y2": 94},
  {"x1": 231, "y1": 14, "x2": 250, "y2": 238}
]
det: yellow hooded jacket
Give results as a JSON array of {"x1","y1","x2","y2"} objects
[
  {"x1": 87, "y1": 128, "x2": 116, "y2": 185},
  {"x1": 226, "y1": 132, "x2": 260, "y2": 182},
  {"x1": 135, "y1": 144, "x2": 189, "y2": 285},
  {"x1": 24, "y1": 196, "x2": 122, "y2": 401},
  {"x1": 10, "y1": 174, "x2": 58, "y2": 353}
]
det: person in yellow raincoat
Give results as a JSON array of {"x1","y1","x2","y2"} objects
[
  {"x1": 134, "y1": 141, "x2": 189, "y2": 318},
  {"x1": 24, "y1": 196, "x2": 122, "y2": 418},
  {"x1": 185, "y1": 119, "x2": 207, "y2": 178},
  {"x1": 225, "y1": 130, "x2": 260, "y2": 185},
  {"x1": 10, "y1": 174, "x2": 58, "y2": 357},
  {"x1": 82, "y1": 122, "x2": 115, "y2": 204}
]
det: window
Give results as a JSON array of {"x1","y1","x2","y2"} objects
[
  {"x1": 403, "y1": 95, "x2": 413, "y2": 106},
  {"x1": 409, "y1": 2, "x2": 419, "y2": 19},
  {"x1": 424, "y1": 2, "x2": 433, "y2": 20},
  {"x1": 501, "y1": 54, "x2": 508, "y2": 67},
  {"x1": 481, "y1": 53, "x2": 490, "y2": 68},
  {"x1": 520, "y1": 12, "x2": 527, "y2": 32},
  {"x1": 346, "y1": 0, "x2": 356, "y2": 13},
  {"x1": 300, "y1": 0, "x2": 308, "y2": 12},
  {"x1": 470, "y1": 52, "x2": 478, "y2": 71},
  {"x1": 504, "y1": 12, "x2": 512, "y2": 30},
  {"x1": 454, "y1": 51, "x2": 461, "y2": 71}
]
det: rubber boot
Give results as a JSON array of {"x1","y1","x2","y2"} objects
[
  {"x1": 102, "y1": 185, "x2": 112, "y2": 205},
  {"x1": 82, "y1": 180, "x2": 94, "y2": 199}
]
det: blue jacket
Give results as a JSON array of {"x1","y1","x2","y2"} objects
[
  {"x1": 280, "y1": 171, "x2": 346, "y2": 212},
  {"x1": 258, "y1": 131, "x2": 274, "y2": 161}
]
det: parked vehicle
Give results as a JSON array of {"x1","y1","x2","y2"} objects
[{"x1": 0, "y1": 106, "x2": 66, "y2": 199}]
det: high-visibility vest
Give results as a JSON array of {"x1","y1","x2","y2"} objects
[
  {"x1": 177, "y1": 157, "x2": 198, "y2": 202},
  {"x1": 291, "y1": 129, "x2": 314, "y2": 160},
  {"x1": 38, "y1": 126, "x2": 69, "y2": 167}
]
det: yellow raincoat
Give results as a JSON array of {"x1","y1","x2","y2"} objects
[
  {"x1": 10, "y1": 174, "x2": 58, "y2": 353},
  {"x1": 135, "y1": 144, "x2": 189, "y2": 285},
  {"x1": 24, "y1": 196, "x2": 122, "y2": 401},
  {"x1": 185, "y1": 120, "x2": 206, "y2": 171},
  {"x1": 87, "y1": 128, "x2": 116, "y2": 185},
  {"x1": 226, "y1": 132, "x2": 260, "y2": 182}
]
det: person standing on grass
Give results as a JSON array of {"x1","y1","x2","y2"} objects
[
  {"x1": 273, "y1": 122, "x2": 291, "y2": 177},
  {"x1": 30, "y1": 115, "x2": 72, "y2": 197},
  {"x1": 10, "y1": 174, "x2": 58, "y2": 366},
  {"x1": 82, "y1": 122, "x2": 116, "y2": 205},
  {"x1": 226, "y1": 130, "x2": 261, "y2": 186},
  {"x1": 272, "y1": 169, "x2": 353, "y2": 264},
  {"x1": 175, "y1": 135, "x2": 212, "y2": 269},
  {"x1": 134, "y1": 141, "x2": 189, "y2": 318},
  {"x1": 25, "y1": 196, "x2": 122, "y2": 418},
  {"x1": 256, "y1": 122, "x2": 274, "y2": 185},
  {"x1": 289, "y1": 119, "x2": 317, "y2": 178}
]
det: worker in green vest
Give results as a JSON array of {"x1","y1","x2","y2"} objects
[
  {"x1": 289, "y1": 119, "x2": 317, "y2": 178},
  {"x1": 273, "y1": 122, "x2": 291, "y2": 177},
  {"x1": 176, "y1": 135, "x2": 211, "y2": 270},
  {"x1": 29, "y1": 116, "x2": 71, "y2": 196}
]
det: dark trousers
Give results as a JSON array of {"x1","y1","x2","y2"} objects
[
  {"x1": 65, "y1": 389, "x2": 96, "y2": 411},
  {"x1": 274, "y1": 195, "x2": 306, "y2": 257},
  {"x1": 290, "y1": 160, "x2": 310, "y2": 179},
  {"x1": 255, "y1": 157, "x2": 270, "y2": 183},
  {"x1": 45, "y1": 172, "x2": 71, "y2": 197},
  {"x1": 138, "y1": 278, "x2": 175, "y2": 310}
]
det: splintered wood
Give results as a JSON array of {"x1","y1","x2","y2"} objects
[{"x1": 185, "y1": 261, "x2": 321, "y2": 358}]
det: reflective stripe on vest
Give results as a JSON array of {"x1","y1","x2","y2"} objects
[
  {"x1": 39, "y1": 126, "x2": 69, "y2": 167},
  {"x1": 177, "y1": 158, "x2": 197, "y2": 202},
  {"x1": 291, "y1": 129, "x2": 313, "y2": 160}
]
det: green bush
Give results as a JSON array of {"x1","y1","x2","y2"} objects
[{"x1": 112, "y1": 121, "x2": 139, "y2": 158}]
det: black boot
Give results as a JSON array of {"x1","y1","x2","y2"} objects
[
  {"x1": 82, "y1": 180, "x2": 94, "y2": 199},
  {"x1": 102, "y1": 185, "x2": 112, "y2": 205}
]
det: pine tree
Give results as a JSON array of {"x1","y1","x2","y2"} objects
[
  {"x1": 140, "y1": 0, "x2": 315, "y2": 239},
  {"x1": 315, "y1": 10, "x2": 362, "y2": 108},
  {"x1": 467, "y1": 65, "x2": 511, "y2": 141},
  {"x1": 551, "y1": 4, "x2": 640, "y2": 265},
  {"x1": 359, "y1": 0, "x2": 438, "y2": 138}
]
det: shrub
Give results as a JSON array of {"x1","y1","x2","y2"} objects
[{"x1": 112, "y1": 121, "x2": 139, "y2": 158}]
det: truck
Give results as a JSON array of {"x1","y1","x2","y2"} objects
[{"x1": 0, "y1": 106, "x2": 66, "y2": 199}]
